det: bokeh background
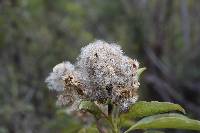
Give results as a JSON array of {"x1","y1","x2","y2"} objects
[{"x1": 0, "y1": 0, "x2": 200, "y2": 133}]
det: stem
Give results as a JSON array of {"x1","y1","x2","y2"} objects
[
  {"x1": 105, "y1": 85, "x2": 120, "y2": 133},
  {"x1": 111, "y1": 105, "x2": 120, "y2": 133},
  {"x1": 101, "y1": 104, "x2": 119, "y2": 133},
  {"x1": 106, "y1": 84, "x2": 113, "y2": 115},
  {"x1": 99, "y1": 107, "x2": 116, "y2": 132},
  {"x1": 108, "y1": 101, "x2": 113, "y2": 115},
  {"x1": 95, "y1": 118, "x2": 105, "y2": 133},
  {"x1": 107, "y1": 104, "x2": 120, "y2": 133}
]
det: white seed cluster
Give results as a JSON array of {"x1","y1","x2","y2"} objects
[{"x1": 45, "y1": 40, "x2": 140, "y2": 112}]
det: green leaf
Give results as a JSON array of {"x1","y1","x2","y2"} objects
[
  {"x1": 122, "y1": 101, "x2": 185, "y2": 119},
  {"x1": 79, "y1": 101, "x2": 102, "y2": 119},
  {"x1": 144, "y1": 130, "x2": 165, "y2": 133},
  {"x1": 125, "y1": 113, "x2": 200, "y2": 133},
  {"x1": 78, "y1": 127, "x2": 99, "y2": 133},
  {"x1": 120, "y1": 118, "x2": 135, "y2": 128},
  {"x1": 136, "y1": 67, "x2": 146, "y2": 79}
]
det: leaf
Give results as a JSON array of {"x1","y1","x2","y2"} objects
[
  {"x1": 124, "y1": 113, "x2": 200, "y2": 133},
  {"x1": 78, "y1": 127, "x2": 99, "y2": 133},
  {"x1": 136, "y1": 67, "x2": 146, "y2": 79},
  {"x1": 120, "y1": 118, "x2": 135, "y2": 128},
  {"x1": 122, "y1": 101, "x2": 185, "y2": 119},
  {"x1": 79, "y1": 101, "x2": 102, "y2": 119},
  {"x1": 144, "y1": 130, "x2": 165, "y2": 133}
]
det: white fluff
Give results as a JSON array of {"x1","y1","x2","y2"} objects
[
  {"x1": 45, "y1": 40, "x2": 140, "y2": 112},
  {"x1": 45, "y1": 62, "x2": 75, "y2": 91}
]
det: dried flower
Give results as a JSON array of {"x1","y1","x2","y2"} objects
[
  {"x1": 46, "y1": 40, "x2": 140, "y2": 112},
  {"x1": 45, "y1": 62, "x2": 75, "y2": 91}
]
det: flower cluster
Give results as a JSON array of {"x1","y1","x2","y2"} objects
[{"x1": 45, "y1": 40, "x2": 140, "y2": 112}]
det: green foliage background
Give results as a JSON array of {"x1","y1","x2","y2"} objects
[{"x1": 0, "y1": 0, "x2": 200, "y2": 132}]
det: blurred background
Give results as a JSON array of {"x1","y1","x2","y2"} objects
[{"x1": 0, "y1": 0, "x2": 200, "y2": 133}]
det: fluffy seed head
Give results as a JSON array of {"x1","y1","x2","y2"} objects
[
  {"x1": 46, "y1": 40, "x2": 141, "y2": 112},
  {"x1": 45, "y1": 62, "x2": 75, "y2": 91}
]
